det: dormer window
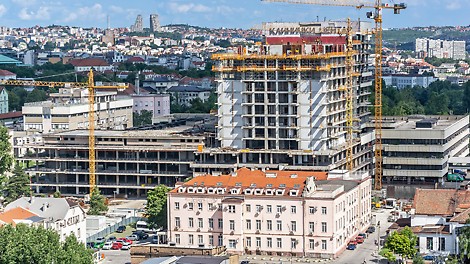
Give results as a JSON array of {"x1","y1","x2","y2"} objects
[
  {"x1": 178, "y1": 187, "x2": 186, "y2": 193},
  {"x1": 276, "y1": 189, "x2": 285, "y2": 196},
  {"x1": 255, "y1": 189, "x2": 263, "y2": 195},
  {"x1": 187, "y1": 187, "x2": 195, "y2": 193},
  {"x1": 244, "y1": 189, "x2": 253, "y2": 195},
  {"x1": 289, "y1": 190, "x2": 299, "y2": 196},
  {"x1": 217, "y1": 188, "x2": 225, "y2": 194},
  {"x1": 207, "y1": 188, "x2": 215, "y2": 194},
  {"x1": 265, "y1": 189, "x2": 274, "y2": 195},
  {"x1": 230, "y1": 188, "x2": 240, "y2": 195},
  {"x1": 196, "y1": 187, "x2": 205, "y2": 194}
]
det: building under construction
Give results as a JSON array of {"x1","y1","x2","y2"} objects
[{"x1": 193, "y1": 21, "x2": 375, "y2": 176}]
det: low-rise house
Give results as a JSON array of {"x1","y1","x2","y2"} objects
[
  {"x1": 168, "y1": 85, "x2": 212, "y2": 106},
  {"x1": 4, "y1": 197, "x2": 87, "y2": 243},
  {"x1": 167, "y1": 168, "x2": 372, "y2": 258},
  {"x1": 0, "y1": 69, "x2": 17, "y2": 80},
  {"x1": 0, "y1": 207, "x2": 45, "y2": 227},
  {"x1": 69, "y1": 58, "x2": 113, "y2": 72}
]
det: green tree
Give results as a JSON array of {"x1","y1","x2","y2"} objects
[
  {"x1": 383, "y1": 227, "x2": 418, "y2": 260},
  {"x1": 3, "y1": 164, "x2": 31, "y2": 205},
  {"x1": 0, "y1": 126, "x2": 13, "y2": 175},
  {"x1": 0, "y1": 224, "x2": 93, "y2": 264},
  {"x1": 379, "y1": 248, "x2": 397, "y2": 262},
  {"x1": 459, "y1": 217, "x2": 470, "y2": 262},
  {"x1": 25, "y1": 88, "x2": 48, "y2": 103},
  {"x1": 133, "y1": 110, "x2": 153, "y2": 127},
  {"x1": 88, "y1": 188, "x2": 108, "y2": 215},
  {"x1": 146, "y1": 185, "x2": 171, "y2": 229},
  {"x1": 412, "y1": 255, "x2": 425, "y2": 264}
]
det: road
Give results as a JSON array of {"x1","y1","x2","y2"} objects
[
  {"x1": 100, "y1": 249, "x2": 131, "y2": 264},
  {"x1": 333, "y1": 208, "x2": 392, "y2": 264}
]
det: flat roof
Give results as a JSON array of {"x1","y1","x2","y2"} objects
[
  {"x1": 381, "y1": 115, "x2": 468, "y2": 130},
  {"x1": 53, "y1": 126, "x2": 201, "y2": 138}
]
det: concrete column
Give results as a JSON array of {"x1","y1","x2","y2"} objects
[{"x1": 76, "y1": 187, "x2": 79, "y2": 195}]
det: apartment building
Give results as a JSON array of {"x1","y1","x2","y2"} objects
[
  {"x1": 132, "y1": 93, "x2": 170, "y2": 122},
  {"x1": 19, "y1": 124, "x2": 206, "y2": 196},
  {"x1": 382, "y1": 115, "x2": 469, "y2": 184},
  {"x1": 22, "y1": 87, "x2": 133, "y2": 133},
  {"x1": 167, "y1": 168, "x2": 372, "y2": 258},
  {"x1": 194, "y1": 21, "x2": 375, "y2": 175},
  {"x1": 0, "y1": 87, "x2": 8, "y2": 114},
  {"x1": 415, "y1": 38, "x2": 466, "y2": 60},
  {"x1": 168, "y1": 85, "x2": 212, "y2": 106}
]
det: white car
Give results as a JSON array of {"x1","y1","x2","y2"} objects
[
  {"x1": 127, "y1": 235, "x2": 139, "y2": 241},
  {"x1": 121, "y1": 242, "x2": 131, "y2": 250},
  {"x1": 102, "y1": 242, "x2": 113, "y2": 250}
]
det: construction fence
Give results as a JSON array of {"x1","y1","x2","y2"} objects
[{"x1": 86, "y1": 216, "x2": 144, "y2": 243}]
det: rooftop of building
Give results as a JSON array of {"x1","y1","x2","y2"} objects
[
  {"x1": 168, "y1": 85, "x2": 212, "y2": 93},
  {"x1": 381, "y1": 115, "x2": 468, "y2": 130},
  {"x1": 69, "y1": 57, "x2": 109, "y2": 67},
  {"x1": 0, "y1": 207, "x2": 44, "y2": 226},
  {"x1": 0, "y1": 69, "x2": 16, "y2": 76},
  {"x1": 4, "y1": 197, "x2": 82, "y2": 222},
  {"x1": 413, "y1": 189, "x2": 470, "y2": 216}
]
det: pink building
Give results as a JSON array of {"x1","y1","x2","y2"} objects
[
  {"x1": 167, "y1": 168, "x2": 372, "y2": 259},
  {"x1": 132, "y1": 94, "x2": 170, "y2": 122}
]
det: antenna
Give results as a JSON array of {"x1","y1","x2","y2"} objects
[{"x1": 107, "y1": 15, "x2": 110, "y2": 29}]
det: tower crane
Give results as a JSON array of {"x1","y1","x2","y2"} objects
[
  {"x1": 262, "y1": 0, "x2": 406, "y2": 190},
  {"x1": 0, "y1": 69, "x2": 127, "y2": 195}
]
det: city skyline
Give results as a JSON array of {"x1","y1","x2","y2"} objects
[{"x1": 0, "y1": 0, "x2": 468, "y2": 29}]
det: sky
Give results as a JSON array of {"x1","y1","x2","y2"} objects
[{"x1": 0, "y1": 0, "x2": 468, "y2": 29}]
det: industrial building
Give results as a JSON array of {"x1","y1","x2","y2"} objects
[
  {"x1": 167, "y1": 168, "x2": 372, "y2": 258},
  {"x1": 22, "y1": 87, "x2": 133, "y2": 133},
  {"x1": 381, "y1": 115, "x2": 469, "y2": 184}
]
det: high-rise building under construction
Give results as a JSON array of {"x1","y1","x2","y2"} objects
[
  {"x1": 193, "y1": 21, "x2": 375, "y2": 175},
  {"x1": 131, "y1": 14, "x2": 144, "y2": 32},
  {"x1": 150, "y1": 14, "x2": 161, "y2": 32}
]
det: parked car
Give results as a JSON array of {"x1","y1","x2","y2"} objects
[
  {"x1": 107, "y1": 236, "x2": 117, "y2": 242},
  {"x1": 133, "y1": 230, "x2": 149, "y2": 240},
  {"x1": 86, "y1": 242, "x2": 95, "y2": 249},
  {"x1": 121, "y1": 242, "x2": 131, "y2": 250},
  {"x1": 347, "y1": 243, "x2": 357, "y2": 250},
  {"x1": 358, "y1": 233, "x2": 367, "y2": 239},
  {"x1": 423, "y1": 255, "x2": 434, "y2": 261},
  {"x1": 119, "y1": 237, "x2": 133, "y2": 244},
  {"x1": 111, "y1": 242, "x2": 123, "y2": 250},
  {"x1": 355, "y1": 236, "x2": 364, "y2": 244},
  {"x1": 116, "y1": 225, "x2": 126, "y2": 233},
  {"x1": 152, "y1": 235, "x2": 159, "y2": 244},
  {"x1": 366, "y1": 226, "x2": 376, "y2": 233},
  {"x1": 127, "y1": 235, "x2": 139, "y2": 241},
  {"x1": 349, "y1": 240, "x2": 358, "y2": 245},
  {"x1": 102, "y1": 242, "x2": 113, "y2": 250},
  {"x1": 94, "y1": 237, "x2": 106, "y2": 249}
]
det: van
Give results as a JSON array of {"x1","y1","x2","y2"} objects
[{"x1": 136, "y1": 221, "x2": 158, "y2": 233}]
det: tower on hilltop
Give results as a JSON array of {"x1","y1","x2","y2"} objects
[
  {"x1": 131, "y1": 15, "x2": 144, "y2": 32},
  {"x1": 150, "y1": 14, "x2": 161, "y2": 32}
]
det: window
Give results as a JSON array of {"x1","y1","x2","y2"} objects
[
  {"x1": 256, "y1": 205, "x2": 262, "y2": 212},
  {"x1": 208, "y1": 203, "x2": 213, "y2": 210},
  {"x1": 277, "y1": 220, "x2": 282, "y2": 231},
  {"x1": 188, "y1": 202, "x2": 194, "y2": 210},
  {"x1": 309, "y1": 239, "x2": 315, "y2": 249},
  {"x1": 189, "y1": 218, "x2": 194, "y2": 228},
  {"x1": 267, "y1": 220, "x2": 272, "y2": 231},
  {"x1": 267, "y1": 205, "x2": 272, "y2": 213},
  {"x1": 229, "y1": 220, "x2": 235, "y2": 231},
  {"x1": 198, "y1": 202, "x2": 203, "y2": 211},
  {"x1": 218, "y1": 219, "x2": 223, "y2": 229},
  {"x1": 291, "y1": 221, "x2": 297, "y2": 232},
  {"x1": 439, "y1": 237, "x2": 445, "y2": 251},
  {"x1": 246, "y1": 237, "x2": 252, "y2": 247},
  {"x1": 175, "y1": 202, "x2": 180, "y2": 210},
  {"x1": 198, "y1": 218, "x2": 203, "y2": 228},
  {"x1": 256, "y1": 237, "x2": 261, "y2": 247},
  {"x1": 229, "y1": 239, "x2": 236, "y2": 249},
  {"x1": 267, "y1": 237, "x2": 273, "y2": 248},
  {"x1": 321, "y1": 207, "x2": 327, "y2": 215},
  {"x1": 291, "y1": 239, "x2": 297, "y2": 249},
  {"x1": 291, "y1": 206, "x2": 297, "y2": 214},
  {"x1": 277, "y1": 205, "x2": 282, "y2": 213},
  {"x1": 426, "y1": 237, "x2": 433, "y2": 250},
  {"x1": 218, "y1": 235, "x2": 223, "y2": 246},
  {"x1": 189, "y1": 234, "x2": 194, "y2": 245},
  {"x1": 309, "y1": 206, "x2": 316, "y2": 214},
  {"x1": 209, "y1": 235, "x2": 214, "y2": 246},
  {"x1": 198, "y1": 235, "x2": 203, "y2": 244},
  {"x1": 309, "y1": 222, "x2": 314, "y2": 233},
  {"x1": 252, "y1": 220, "x2": 259, "y2": 231},
  {"x1": 246, "y1": 219, "x2": 252, "y2": 230},
  {"x1": 321, "y1": 240, "x2": 327, "y2": 250},
  {"x1": 175, "y1": 217, "x2": 180, "y2": 227},
  {"x1": 209, "y1": 218, "x2": 214, "y2": 229},
  {"x1": 321, "y1": 222, "x2": 327, "y2": 233},
  {"x1": 277, "y1": 238, "x2": 282, "y2": 248},
  {"x1": 246, "y1": 204, "x2": 251, "y2": 212},
  {"x1": 228, "y1": 205, "x2": 236, "y2": 213},
  {"x1": 176, "y1": 234, "x2": 181, "y2": 244}
]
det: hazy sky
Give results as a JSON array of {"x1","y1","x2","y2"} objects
[{"x1": 0, "y1": 0, "x2": 468, "y2": 29}]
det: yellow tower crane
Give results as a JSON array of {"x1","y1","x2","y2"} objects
[
  {"x1": 0, "y1": 69, "x2": 127, "y2": 195},
  {"x1": 262, "y1": 0, "x2": 406, "y2": 189}
]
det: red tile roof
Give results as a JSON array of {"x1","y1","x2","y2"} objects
[
  {"x1": 127, "y1": 57, "x2": 145, "y2": 63},
  {"x1": 0, "y1": 111, "x2": 22, "y2": 120},
  {"x1": 413, "y1": 189, "x2": 470, "y2": 216},
  {"x1": 69, "y1": 58, "x2": 110, "y2": 67},
  {"x1": 0, "y1": 69, "x2": 16, "y2": 76},
  {"x1": 172, "y1": 168, "x2": 327, "y2": 196},
  {"x1": 0, "y1": 207, "x2": 39, "y2": 226}
]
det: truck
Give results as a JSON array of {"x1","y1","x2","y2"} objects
[{"x1": 447, "y1": 173, "x2": 465, "y2": 182}]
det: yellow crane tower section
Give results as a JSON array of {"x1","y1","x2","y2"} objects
[
  {"x1": 0, "y1": 70, "x2": 127, "y2": 195},
  {"x1": 262, "y1": 0, "x2": 406, "y2": 189}
]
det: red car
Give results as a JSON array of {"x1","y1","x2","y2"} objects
[
  {"x1": 349, "y1": 240, "x2": 358, "y2": 245},
  {"x1": 355, "y1": 236, "x2": 364, "y2": 244},
  {"x1": 111, "y1": 242, "x2": 123, "y2": 250},
  {"x1": 119, "y1": 238, "x2": 133, "y2": 244}
]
